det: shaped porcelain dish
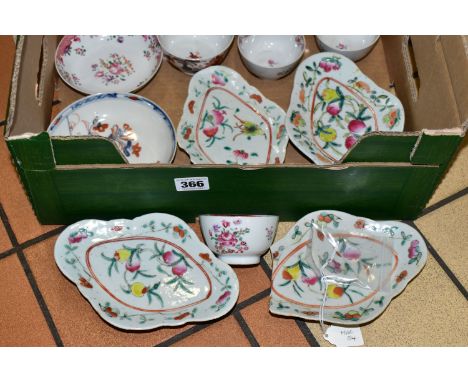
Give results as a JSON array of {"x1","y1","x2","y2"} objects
[
  {"x1": 48, "y1": 93, "x2": 176, "y2": 164},
  {"x1": 157, "y1": 35, "x2": 233, "y2": 75},
  {"x1": 270, "y1": 210, "x2": 427, "y2": 325},
  {"x1": 54, "y1": 213, "x2": 239, "y2": 330},
  {"x1": 286, "y1": 52, "x2": 405, "y2": 165},
  {"x1": 55, "y1": 35, "x2": 163, "y2": 94},
  {"x1": 238, "y1": 35, "x2": 305, "y2": 79},
  {"x1": 177, "y1": 66, "x2": 288, "y2": 165}
]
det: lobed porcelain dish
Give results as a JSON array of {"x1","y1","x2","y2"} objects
[
  {"x1": 269, "y1": 210, "x2": 427, "y2": 325},
  {"x1": 286, "y1": 52, "x2": 405, "y2": 165},
  {"x1": 199, "y1": 215, "x2": 279, "y2": 265},
  {"x1": 177, "y1": 66, "x2": 288, "y2": 165},
  {"x1": 54, "y1": 213, "x2": 239, "y2": 330},
  {"x1": 157, "y1": 35, "x2": 234, "y2": 75},
  {"x1": 238, "y1": 35, "x2": 305, "y2": 80},
  {"x1": 316, "y1": 35, "x2": 380, "y2": 62},
  {"x1": 55, "y1": 35, "x2": 163, "y2": 94},
  {"x1": 48, "y1": 93, "x2": 176, "y2": 164}
]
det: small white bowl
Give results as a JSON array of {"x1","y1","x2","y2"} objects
[
  {"x1": 55, "y1": 35, "x2": 163, "y2": 94},
  {"x1": 157, "y1": 35, "x2": 234, "y2": 75},
  {"x1": 315, "y1": 35, "x2": 380, "y2": 61},
  {"x1": 47, "y1": 93, "x2": 176, "y2": 164},
  {"x1": 238, "y1": 35, "x2": 305, "y2": 80},
  {"x1": 199, "y1": 214, "x2": 279, "y2": 265}
]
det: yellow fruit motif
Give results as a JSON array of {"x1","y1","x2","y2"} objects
[
  {"x1": 283, "y1": 264, "x2": 301, "y2": 281},
  {"x1": 114, "y1": 248, "x2": 131, "y2": 263},
  {"x1": 326, "y1": 284, "x2": 344, "y2": 299},
  {"x1": 319, "y1": 127, "x2": 337, "y2": 142},
  {"x1": 321, "y1": 88, "x2": 338, "y2": 102},
  {"x1": 131, "y1": 282, "x2": 147, "y2": 297}
]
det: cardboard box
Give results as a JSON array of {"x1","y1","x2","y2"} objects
[{"x1": 3, "y1": 36, "x2": 467, "y2": 224}]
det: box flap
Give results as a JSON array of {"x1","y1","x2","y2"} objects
[{"x1": 5, "y1": 36, "x2": 56, "y2": 137}]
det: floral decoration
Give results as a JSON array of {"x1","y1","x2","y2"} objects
[{"x1": 208, "y1": 219, "x2": 250, "y2": 255}]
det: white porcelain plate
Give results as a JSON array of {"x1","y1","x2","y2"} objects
[
  {"x1": 286, "y1": 52, "x2": 405, "y2": 165},
  {"x1": 55, "y1": 35, "x2": 163, "y2": 94},
  {"x1": 54, "y1": 213, "x2": 239, "y2": 330},
  {"x1": 177, "y1": 66, "x2": 288, "y2": 165},
  {"x1": 48, "y1": 93, "x2": 176, "y2": 164},
  {"x1": 270, "y1": 210, "x2": 427, "y2": 325}
]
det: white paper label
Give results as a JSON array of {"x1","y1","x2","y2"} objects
[
  {"x1": 324, "y1": 325, "x2": 364, "y2": 347},
  {"x1": 174, "y1": 177, "x2": 210, "y2": 192}
]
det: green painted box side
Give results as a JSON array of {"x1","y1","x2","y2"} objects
[{"x1": 5, "y1": 131, "x2": 465, "y2": 224}]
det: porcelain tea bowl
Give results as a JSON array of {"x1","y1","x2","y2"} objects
[
  {"x1": 199, "y1": 214, "x2": 279, "y2": 265},
  {"x1": 237, "y1": 35, "x2": 305, "y2": 80},
  {"x1": 315, "y1": 35, "x2": 380, "y2": 61},
  {"x1": 55, "y1": 35, "x2": 163, "y2": 94},
  {"x1": 157, "y1": 35, "x2": 234, "y2": 75},
  {"x1": 47, "y1": 92, "x2": 176, "y2": 164}
]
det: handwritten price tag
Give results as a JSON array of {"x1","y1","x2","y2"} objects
[
  {"x1": 324, "y1": 325, "x2": 364, "y2": 347},
  {"x1": 174, "y1": 177, "x2": 210, "y2": 192}
]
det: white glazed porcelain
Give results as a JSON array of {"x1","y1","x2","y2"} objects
[
  {"x1": 270, "y1": 210, "x2": 427, "y2": 325},
  {"x1": 54, "y1": 213, "x2": 239, "y2": 330},
  {"x1": 199, "y1": 215, "x2": 279, "y2": 265},
  {"x1": 316, "y1": 35, "x2": 379, "y2": 62},
  {"x1": 48, "y1": 93, "x2": 176, "y2": 164},
  {"x1": 177, "y1": 66, "x2": 288, "y2": 165},
  {"x1": 238, "y1": 35, "x2": 305, "y2": 79},
  {"x1": 157, "y1": 35, "x2": 234, "y2": 75},
  {"x1": 55, "y1": 35, "x2": 163, "y2": 94},
  {"x1": 286, "y1": 52, "x2": 405, "y2": 165}
]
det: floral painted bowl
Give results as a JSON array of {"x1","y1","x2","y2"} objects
[
  {"x1": 238, "y1": 35, "x2": 305, "y2": 79},
  {"x1": 177, "y1": 66, "x2": 288, "y2": 165},
  {"x1": 157, "y1": 35, "x2": 234, "y2": 75},
  {"x1": 270, "y1": 210, "x2": 427, "y2": 325},
  {"x1": 286, "y1": 52, "x2": 405, "y2": 165},
  {"x1": 199, "y1": 215, "x2": 279, "y2": 265},
  {"x1": 316, "y1": 35, "x2": 380, "y2": 62},
  {"x1": 54, "y1": 213, "x2": 239, "y2": 330},
  {"x1": 55, "y1": 35, "x2": 163, "y2": 94},
  {"x1": 48, "y1": 93, "x2": 176, "y2": 164}
]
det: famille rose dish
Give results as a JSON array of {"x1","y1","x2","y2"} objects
[
  {"x1": 54, "y1": 213, "x2": 239, "y2": 330},
  {"x1": 157, "y1": 35, "x2": 234, "y2": 75},
  {"x1": 177, "y1": 66, "x2": 288, "y2": 165},
  {"x1": 47, "y1": 93, "x2": 176, "y2": 164},
  {"x1": 55, "y1": 35, "x2": 163, "y2": 94},
  {"x1": 286, "y1": 52, "x2": 405, "y2": 165},
  {"x1": 270, "y1": 210, "x2": 427, "y2": 325},
  {"x1": 238, "y1": 35, "x2": 305, "y2": 80}
]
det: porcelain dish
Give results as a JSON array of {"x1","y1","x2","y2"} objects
[
  {"x1": 316, "y1": 35, "x2": 380, "y2": 62},
  {"x1": 270, "y1": 210, "x2": 427, "y2": 325},
  {"x1": 55, "y1": 35, "x2": 163, "y2": 94},
  {"x1": 157, "y1": 35, "x2": 234, "y2": 75},
  {"x1": 200, "y1": 215, "x2": 279, "y2": 265},
  {"x1": 54, "y1": 213, "x2": 239, "y2": 330},
  {"x1": 177, "y1": 66, "x2": 288, "y2": 165},
  {"x1": 238, "y1": 35, "x2": 305, "y2": 79},
  {"x1": 286, "y1": 52, "x2": 405, "y2": 165},
  {"x1": 48, "y1": 93, "x2": 176, "y2": 164}
]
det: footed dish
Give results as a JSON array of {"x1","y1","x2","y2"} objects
[
  {"x1": 286, "y1": 52, "x2": 405, "y2": 165},
  {"x1": 54, "y1": 213, "x2": 239, "y2": 330}
]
